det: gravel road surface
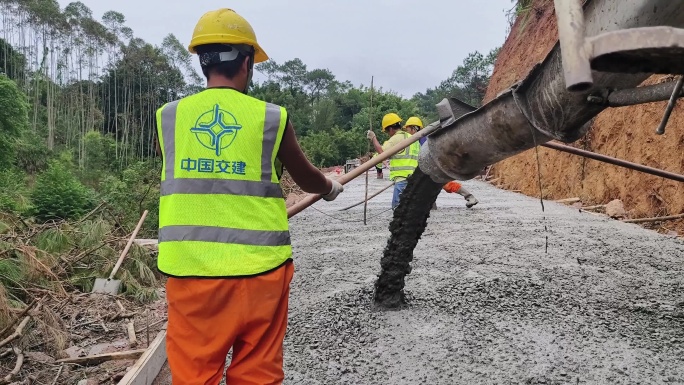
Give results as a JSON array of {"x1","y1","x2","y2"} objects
[{"x1": 155, "y1": 175, "x2": 684, "y2": 384}]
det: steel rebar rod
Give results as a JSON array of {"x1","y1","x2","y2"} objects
[
  {"x1": 541, "y1": 142, "x2": 684, "y2": 182},
  {"x1": 606, "y1": 80, "x2": 684, "y2": 107},
  {"x1": 656, "y1": 76, "x2": 684, "y2": 135}
]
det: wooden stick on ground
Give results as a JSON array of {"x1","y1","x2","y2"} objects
[
  {"x1": 0, "y1": 347, "x2": 23, "y2": 385},
  {"x1": 554, "y1": 197, "x2": 581, "y2": 204},
  {"x1": 0, "y1": 315, "x2": 31, "y2": 349},
  {"x1": 581, "y1": 204, "x2": 606, "y2": 210},
  {"x1": 50, "y1": 365, "x2": 64, "y2": 385},
  {"x1": 117, "y1": 300, "x2": 137, "y2": 346},
  {"x1": 55, "y1": 349, "x2": 147, "y2": 366},
  {"x1": 117, "y1": 325, "x2": 168, "y2": 385},
  {"x1": 0, "y1": 300, "x2": 35, "y2": 340},
  {"x1": 622, "y1": 213, "x2": 684, "y2": 224}
]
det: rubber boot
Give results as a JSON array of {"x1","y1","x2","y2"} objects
[{"x1": 457, "y1": 187, "x2": 479, "y2": 208}]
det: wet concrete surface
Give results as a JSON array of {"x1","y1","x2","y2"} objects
[
  {"x1": 285, "y1": 176, "x2": 684, "y2": 384},
  {"x1": 154, "y1": 176, "x2": 684, "y2": 384}
]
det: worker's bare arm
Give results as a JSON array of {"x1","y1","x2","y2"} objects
[
  {"x1": 371, "y1": 137, "x2": 383, "y2": 154},
  {"x1": 277, "y1": 121, "x2": 332, "y2": 194}
]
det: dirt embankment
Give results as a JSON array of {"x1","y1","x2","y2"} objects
[{"x1": 486, "y1": 0, "x2": 684, "y2": 234}]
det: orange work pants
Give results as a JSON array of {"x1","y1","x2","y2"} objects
[
  {"x1": 442, "y1": 181, "x2": 462, "y2": 193},
  {"x1": 166, "y1": 261, "x2": 294, "y2": 385}
]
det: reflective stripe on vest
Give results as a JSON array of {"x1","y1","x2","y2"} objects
[
  {"x1": 156, "y1": 89, "x2": 291, "y2": 277},
  {"x1": 389, "y1": 131, "x2": 419, "y2": 180}
]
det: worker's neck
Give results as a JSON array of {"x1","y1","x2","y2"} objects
[{"x1": 206, "y1": 74, "x2": 246, "y2": 92}]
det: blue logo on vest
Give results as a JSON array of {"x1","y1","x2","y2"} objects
[{"x1": 191, "y1": 104, "x2": 242, "y2": 156}]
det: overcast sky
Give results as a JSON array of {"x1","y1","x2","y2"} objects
[{"x1": 57, "y1": 0, "x2": 513, "y2": 97}]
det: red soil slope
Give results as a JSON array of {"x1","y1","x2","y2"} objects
[{"x1": 485, "y1": 0, "x2": 684, "y2": 234}]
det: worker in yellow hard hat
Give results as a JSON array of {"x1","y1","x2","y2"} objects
[
  {"x1": 156, "y1": 9, "x2": 344, "y2": 385},
  {"x1": 404, "y1": 116, "x2": 479, "y2": 209},
  {"x1": 367, "y1": 113, "x2": 420, "y2": 208}
]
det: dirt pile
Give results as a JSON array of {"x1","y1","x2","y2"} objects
[{"x1": 486, "y1": 0, "x2": 684, "y2": 235}]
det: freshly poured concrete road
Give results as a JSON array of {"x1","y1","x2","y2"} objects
[
  {"x1": 156, "y1": 176, "x2": 684, "y2": 384},
  {"x1": 284, "y1": 176, "x2": 684, "y2": 385}
]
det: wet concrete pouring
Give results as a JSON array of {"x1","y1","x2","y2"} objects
[
  {"x1": 155, "y1": 173, "x2": 684, "y2": 384},
  {"x1": 285, "y1": 172, "x2": 684, "y2": 385}
]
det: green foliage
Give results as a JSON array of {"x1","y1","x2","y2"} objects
[
  {"x1": 300, "y1": 127, "x2": 367, "y2": 168},
  {"x1": 0, "y1": 169, "x2": 30, "y2": 214},
  {"x1": 412, "y1": 48, "x2": 500, "y2": 121},
  {"x1": 14, "y1": 130, "x2": 51, "y2": 174},
  {"x1": 30, "y1": 161, "x2": 95, "y2": 222},
  {"x1": 100, "y1": 160, "x2": 160, "y2": 237},
  {"x1": 0, "y1": 75, "x2": 29, "y2": 168},
  {"x1": 0, "y1": 38, "x2": 26, "y2": 82},
  {"x1": 81, "y1": 130, "x2": 116, "y2": 185}
]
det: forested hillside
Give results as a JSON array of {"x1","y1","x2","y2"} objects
[{"x1": 0, "y1": 0, "x2": 499, "y2": 233}]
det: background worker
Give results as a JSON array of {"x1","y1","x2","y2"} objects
[
  {"x1": 367, "y1": 113, "x2": 419, "y2": 209},
  {"x1": 372, "y1": 152, "x2": 384, "y2": 179},
  {"x1": 405, "y1": 116, "x2": 479, "y2": 209},
  {"x1": 156, "y1": 9, "x2": 343, "y2": 385},
  {"x1": 404, "y1": 116, "x2": 427, "y2": 145}
]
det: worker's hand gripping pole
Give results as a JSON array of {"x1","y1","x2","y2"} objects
[{"x1": 286, "y1": 122, "x2": 440, "y2": 219}]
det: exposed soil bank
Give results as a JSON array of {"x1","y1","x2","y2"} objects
[{"x1": 487, "y1": 0, "x2": 684, "y2": 234}]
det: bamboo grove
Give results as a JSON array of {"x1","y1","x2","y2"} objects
[{"x1": 0, "y1": 0, "x2": 202, "y2": 170}]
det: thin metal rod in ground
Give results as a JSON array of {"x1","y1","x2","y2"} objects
[
  {"x1": 339, "y1": 182, "x2": 395, "y2": 211},
  {"x1": 541, "y1": 142, "x2": 684, "y2": 183},
  {"x1": 656, "y1": 75, "x2": 684, "y2": 134}
]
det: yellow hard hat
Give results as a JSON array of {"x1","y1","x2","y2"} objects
[
  {"x1": 381, "y1": 113, "x2": 403, "y2": 132},
  {"x1": 189, "y1": 9, "x2": 269, "y2": 63},
  {"x1": 405, "y1": 116, "x2": 424, "y2": 129}
]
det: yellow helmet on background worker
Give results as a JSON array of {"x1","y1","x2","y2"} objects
[
  {"x1": 381, "y1": 113, "x2": 403, "y2": 132},
  {"x1": 188, "y1": 9, "x2": 269, "y2": 63},
  {"x1": 405, "y1": 116, "x2": 424, "y2": 130}
]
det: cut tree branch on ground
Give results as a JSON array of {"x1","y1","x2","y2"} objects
[
  {"x1": 622, "y1": 213, "x2": 684, "y2": 224},
  {"x1": 0, "y1": 313, "x2": 32, "y2": 350},
  {"x1": 55, "y1": 349, "x2": 147, "y2": 366},
  {"x1": 0, "y1": 300, "x2": 36, "y2": 340},
  {"x1": 0, "y1": 347, "x2": 24, "y2": 385}
]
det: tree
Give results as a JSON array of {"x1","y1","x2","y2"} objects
[
  {"x1": 412, "y1": 47, "x2": 499, "y2": 121},
  {"x1": 0, "y1": 75, "x2": 29, "y2": 168}
]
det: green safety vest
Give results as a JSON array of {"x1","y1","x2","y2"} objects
[
  {"x1": 155, "y1": 88, "x2": 291, "y2": 278},
  {"x1": 373, "y1": 153, "x2": 382, "y2": 170},
  {"x1": 389, "y1": 131, "x2": 419, "y2": 180}
]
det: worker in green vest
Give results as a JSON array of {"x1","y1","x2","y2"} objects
[
  {"x1": 155, "y1": 9, "x2": 343, "y2": 385},
  {"x1": 371, "y1": 152, "x2": 384, "y2": 179},
  {"x1": 404, "y1": 116, "x2": 479, "y2": 209},
  {"x1": 367, "y1": 113, "x2": 419, "y2": 209}
]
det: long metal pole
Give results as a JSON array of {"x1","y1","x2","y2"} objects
[
  {"x1": 287, "y1": 122, "x2": 440, "y2": 218},
  {"x1": 339, "y1": 182, "x2": 395, "y2": 212},
  {"x1": 656, "y1": 76, "x2": 684, "y2": 135},
  {"x1": 364, "y1": 77, "x2": 374, "y2": 225},
  {"x1": 541, "y1": 142, "x2": 684, "y2": 182}
]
